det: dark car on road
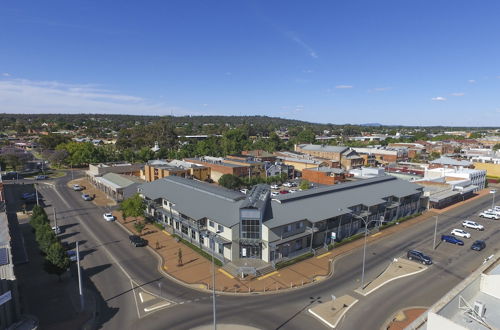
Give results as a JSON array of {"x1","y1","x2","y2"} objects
[
  {"x1": 35, "y1": 175, "x2": 49, "y2": 180},
  {"x1": 441, "y1": 235, "x2": 464, "y2": 246},
  {"x1": 129, "y1": 235, "x2": 148, "y2": 247},
  {"x1": 471, "y1": 240, "x2": 486, "y2": 251},
  {"x1": 407, "y1": 250, "x2": 432, "y2": 265}
]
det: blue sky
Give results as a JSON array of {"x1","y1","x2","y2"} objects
[{"x1": 1, "y1": 1, "x2": 499, "y2": 126}]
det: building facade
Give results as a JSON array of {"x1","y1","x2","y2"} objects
[{"x1": 139, "y1": 176, "x2": 424, "y2": 273}]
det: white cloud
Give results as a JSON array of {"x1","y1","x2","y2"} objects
[
  {"x1": 286, "y1": 32, "x2": 318, "y2": 59},
  {"x1": 0, "y1": 78, "x2": 193, "y2": 115},
  {"x1": 451, "y1": 92, "x2": 465, "y2": 96},
  {"x1": 335, "y1": 85, "x2": 353, "y2": 89},
  {"x1": 431, "y1": 96, "x2": 447, "y2": 101},
  {"x1": 2, "y1": 73, "x2": 11, "y2": 77},
  {"x1": 468, "y1": 79, "x2": 476, "y2": 84},
  {"x1": 370, "y1": 87, "x2": 391, "y2": 92}
]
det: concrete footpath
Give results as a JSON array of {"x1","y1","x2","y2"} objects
[{"x1": 73, "y1": 177, "x2": 493, "y2": 294}]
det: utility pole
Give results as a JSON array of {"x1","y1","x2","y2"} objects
[
  {"x1": 433, "y1": 215, "x2": 438, "y2": 250},
  {"x1": 76, "y1": 241, "x2": 84, "y2": 311},
  {"x1": 53, "y1": 207, "x2": 57, "y2": 229},
  {"x1": 360, "y1": 216, "x2": 368, "y2": 289},
  {"x1": 71, "y1": 163, "x2": 74, "y2": 181},
  {"x1": 35, "y1": 184, "x2": 39, "y2": 206}
]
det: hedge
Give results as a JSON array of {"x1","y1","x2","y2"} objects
[
  {"x1": 172, "y1": 234, "x2": 223, "y2": 266},
  {"x1": 275, "y1": 252, "x2": 314, "y2": 269}
]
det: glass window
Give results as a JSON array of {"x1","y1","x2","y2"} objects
[
  {"x1": 218, "y1": 243, "x2": 223, "y2": 254},
  {"x1": 181, "y1": 225, "x2": 188, "y2": 235},
  {"x1": 209, "y1": 220, "x2": 214, "y2": 227},
  {"x1": 241, "y1": 219, "x2": 260, "y2": 239},
  {"x1": 295, "y1": 222, "x2": 301, "y2": 229},
  {"x1": 191, "y1": 230, "x2": 196, "y2": 239},
  {"x1": 217, "y1": 224, "x2": 224, "y2": 232},
  {"x1": 199, "y1": 236, "x2": 205, "y2": 245}
]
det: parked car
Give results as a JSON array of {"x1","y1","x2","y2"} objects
[
  {"x1": 81, "y1": 194, "x2": 93, "y2": 201},
  {"x1": 441, "y1": 235, "x2": 464, "y2": 246},
  {"x1": 1, "y1": 172, "x2": 21, "y2": 180},
  {"x1": 479, "y1": 211, "x2": 500, "y2": 220},
  {"x1": 52, "y1": 226, "x2": 62, "y2": 235},
  {"x1": 103, "y1": 213, "x2": 115, "y2": 221},
  {"x1": 270, "y1": 191, "x2": 280, "y2": 197},
  {"x1": 35, "y1": 175, "x2": 49, "y2": 180},
  {"x1": 462, "y1": 220, "x2": 484, "y2": 231},
  {"x1": 129, "y1": 235, "x2": 148, "y2": 247},
  {"x1": 67, "y1": 250, "x2": 81, "y2": 262},
  {"x1": 471, "y1": 240, "x2": 486, "y2": 251},
  {"x1": 240, "y1": 189, "x2": 248, "y2": 194},
  {"x1": 451, "y1": 228, "x2": 471, "y2": 239},
  {"x1": 486, "y1": 209, "x2": 500, "y2": 216},
  {"x1": 72, "y1": 184, "x2": 84, "y2": 191},
  {"x1": 270, "y1": 184, "x2": 280, "y2": 189},
  {"x1": 407, "y1": 250, "x2": 432, "y2": 265},
  {"x1": 283, "y1": 182, "x2": 293, "y2": 187},
  {"x1": 279, "y1": 190, "x2": 289, "y2": 194},
  {"x1": 289, "y1": 189, "x2": 298, "y2": 193},
  {"x1": 21, "y1": 192, "x2": 36, "y2": 200}
]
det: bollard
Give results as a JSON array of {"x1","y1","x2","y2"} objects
[
  {"x1": 276, "y1": 284, "x2": 278, "y2": 291},
  {"x1": 248, "y1": 286, "x2": 251, "y2": 293},
  {"x1": 302, "y1": 280, "x2": 304, "y2": 286},
  {"x1": 290, "y1": 282, "x2": 292, "y2": 288}
]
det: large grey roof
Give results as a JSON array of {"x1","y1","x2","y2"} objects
[
  {"x1": 298, "y1": 144, "x2": 349, "y2": 153},
  {"x1": 265, "y1": 176, "x2": 423, "y2": 228},
  {"x1": 430, "y1": 156, "x2": 471, "y2": 166},
  {"x1": 138, "y1": 176, "x2": 246, "y2": 227}
]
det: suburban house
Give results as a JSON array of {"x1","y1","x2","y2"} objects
[
  {"x1": 184, "y1": 156, "x2": 265, "y2": 182},
  {"x1": 294, "y1": 144, "x2": 364, "y2": 170},
  {"x1": 351, "y1": 147, "x2": 408, "y2": 164},
  {"x1": 142, "y1": 159, "x2": 210, "y2": 182},
  {"x1": 139, "y1": 175, "x2": 424, "y2": 275}
]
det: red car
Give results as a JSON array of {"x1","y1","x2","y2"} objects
[{"x1": 279, "y1": 190, "x2": 289, "y2": 194}]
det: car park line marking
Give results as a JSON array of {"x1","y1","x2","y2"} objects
[
  {"x1": 371, "y1": 232, "x2": 382, "y2": 238},
  {"x1": 258, "y1": 271, "x2": 278, "y2": 280},
  {"x1": 162, "y1": 230, "x2": 171, "y2": 236},
  {"x1": 218, "y1": 268, "x2": 234, "y2": 279},
  {"x1": 316, "y1": 252, "x2": 332, "y2": 259}
]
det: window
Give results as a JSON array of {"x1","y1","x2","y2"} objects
[
  {"x1": 175, "y1": 221, "x2": 180, "y2": 230},
  {"x1": 295, "y1": 222, "x2": 301, "y2": 230},
  {"x1": 181, "y1": 225, "x2": 188, "y2": 235},
  {"x1": 241, "y1": 219, "x2": 260, "y2": 239},
  {"x1": 199, "y1": 236, "x2": 205, "y2": 245},
  {"x1": 191, "y1": 230, "x2": 196, "y2": 239},
  {"x1": 217, "y1": 224, "x2": 224, "y2": 233},
  {"x1": 283, "y1": 224, "x2": 292, "y2": 234},
  {"x1": 218, "y1": 243, "x2": 223, "y2": 255},
  {"x1": 209, "y1": 220, "x2": 214, "y2": 227}
]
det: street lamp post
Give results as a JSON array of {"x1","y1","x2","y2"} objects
[
  {"x1": 350, "y1": 212, "x2": 377, "y2": 290},
  {"x1": 208, "y1": 230, "x2": 221, "y2": 330},
  {"x1": 491, "y1": 189, "x2": 497, "y2": 210},
  {"x1": 432, "y1": 215, "x2": 438, "y2": 250}
]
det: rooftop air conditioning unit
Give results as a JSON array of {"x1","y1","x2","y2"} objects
[{"x1": 473, "y1": 301, "x2": 486, "y2": 318}]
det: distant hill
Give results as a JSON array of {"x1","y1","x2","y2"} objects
[{"x1": 360, "y1": 123, "x2": 383, "y2": 127}]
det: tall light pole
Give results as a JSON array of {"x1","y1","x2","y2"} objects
[
  {"x1": 350, "y1": 212, "x2": 373, "y2": 289},
  {"x1": 491, "y1": 189, "x2": 497, "y2": 210},
  {"x1": 209, "y1": 230, "x2": 221, "y2": 330},
  {"x1": 35, "y1": 184, "x2": 39, "y2": 206},
  {"x1": 432, "y1": 215, "x2": 438, "y2": 250},
  {"x1": 76, "y1": 241, "x2": 84, "y2": 311}
]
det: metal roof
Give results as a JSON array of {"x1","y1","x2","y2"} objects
[
  {"x1": 96, "y1": 173, "x2": 143, "y2": 190},
  {"x1": 298, "y1": 144, "x2": 349, "y2": 153},
  {"x1": 430, "y1": 156, "x2": 472, "y2": 166},
  {"x1": 138, "y1": 176, "x2": 246, "y2": 227}
]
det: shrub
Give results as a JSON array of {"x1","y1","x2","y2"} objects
[{"x1": 276, "y1": 252, "x2": 314, "y2": 269}]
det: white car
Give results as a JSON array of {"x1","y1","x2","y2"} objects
[
  {"x1": 52, "y1": 226, "x2": 62, "y2": 235},
  {"x1": 479, "y1": 211, "x2": 500, "y2": 220},
  {"x1": 486, "y1": 209, "x2": 500, "y2": 216},
  {"x1": 240, "y1": 189, "x2": 248, "y2": 194},
  {"x1": 283, "y1": 182, "x2": 293, "y2": 187},
  {"x1": 451, "y1": 228, "x2": 471, "y2": 239},
  {"x1": 270, "y1": 191, "x2": 279, "y2": 197},
  {"x1": 462, "y1": 220, "x2": 484, "y2": 231},
  {"x1": 270, "y1": 184, "x2": 280, "y2": 189},
  {"x1": 72, "y1": 184, "x2": 84, "y2": 191},
  {"x1": 289, "y1": 189, "x2": 298, "y2": 193},
  {"x1": 103, "y1": 213, "x2": 115, "y2": 222}
]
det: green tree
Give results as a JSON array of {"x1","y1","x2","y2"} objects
[
  {"x1": 35, "y1": 223, "x2": 57, "y2": 254},
  {"x1": 133, "y1": 221, "x2": 146, "y2": 235},
  {"x1": 31, "y1": 204, "x2": 46, "y2": 218},
  {"x1": 218, "y1": 174, "x2": 243, "y2": 190},
  {"x1": 493, "y1": 144, "x2": 500, "y2": 151},
  {"x1": 299, "y1": 179, "x2": 311, "y2": 190},
  {"x1": 43, "y1": 242, "x2": 70, "y2": 281},
  {"x1": 38, "y1": 134, "x2": 70, "y2": 149},
  {"x1": 295, "y1": 128, "x2": 316, "y2": 144},
  {"x1": 119, "y1": 193, "x2": 146, "y2": 219}
]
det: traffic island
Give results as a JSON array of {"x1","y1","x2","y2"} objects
[
  {"x1": 355, "y1": 258, "x2": 428, "y2": 296},
  {"x1": 308, "y1": 295, "x2": 358, "y2": 328}
]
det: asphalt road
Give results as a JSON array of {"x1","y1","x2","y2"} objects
[{"x1": 8, "y1": 174, "x2": 500, "y2": 330}]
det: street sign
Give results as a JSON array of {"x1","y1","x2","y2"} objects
[
  {"x1": 330, "y1": 232, "x2": 336, "y2": 240},
  {"x1": 0, "y1": 290, "x2": 11, "y2": 306}
]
